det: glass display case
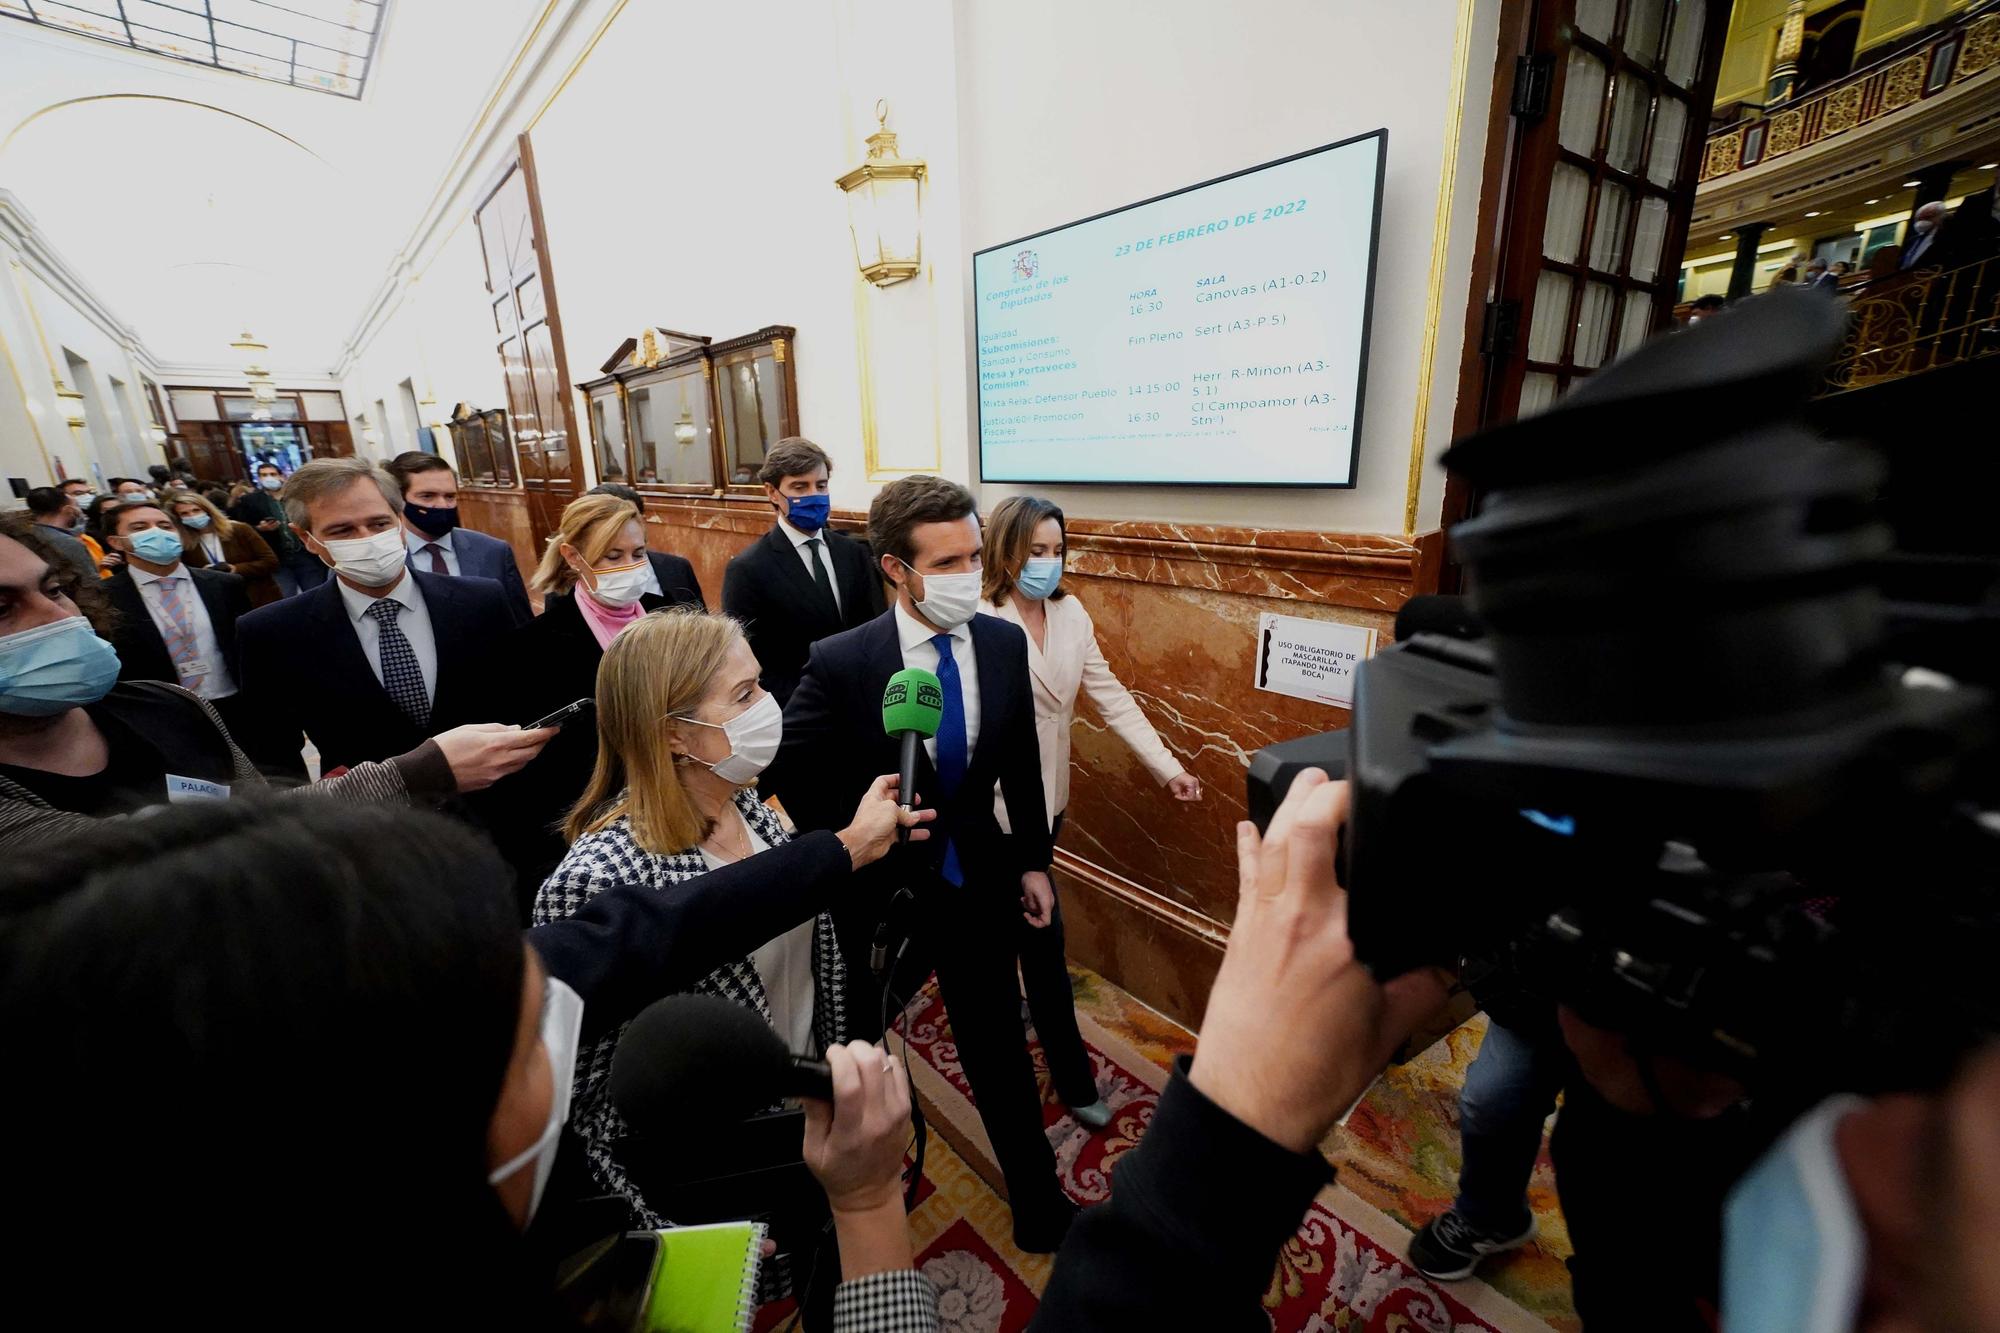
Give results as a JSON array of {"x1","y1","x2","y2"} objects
[
  {"x1": 447, "y1": 404, "x2": 513, "y2": 487},
  {"x1": 579, "y1": 325, "x2": 797, "y2": 494}
]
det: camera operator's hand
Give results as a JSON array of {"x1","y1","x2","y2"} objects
[
  {"x1": 1189, "y1": 769, "x2": 1453, "y2": 1154},
  {"x1": 836, "y1": 774, "x2": 935, "y2": 869},
  {"x1": 802, "y1": 1040, "x2": 917, "y2": 1280}
]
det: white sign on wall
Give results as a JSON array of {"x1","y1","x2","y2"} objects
[{"x1": 1253, "y1": 612, "x2": 1378, "y2": 708}]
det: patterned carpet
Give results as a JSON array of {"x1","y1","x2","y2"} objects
[{"x1": 885, "y1": 966, "x2": 1578, "y2": 1333}]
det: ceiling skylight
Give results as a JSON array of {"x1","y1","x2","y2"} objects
[{"x1": 0, "y1": 0, "x2": 386, "y2": 99}]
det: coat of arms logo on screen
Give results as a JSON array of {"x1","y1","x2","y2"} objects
[{"x1": 1012, "y1": 249, "x2": 1039, "y2": 282}]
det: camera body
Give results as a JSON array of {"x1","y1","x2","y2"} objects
[{"x1": 1248, "y1": 291, "x2": 2000, "y2": 1094}]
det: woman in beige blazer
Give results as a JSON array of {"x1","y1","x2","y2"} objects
[{"x1": 981, "y1": 496, "x2": 1201, "y2": 1130}]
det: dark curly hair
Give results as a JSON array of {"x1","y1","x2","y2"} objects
[{"x1": 0, "y1": 513, "x2": 111, "y2": 635}]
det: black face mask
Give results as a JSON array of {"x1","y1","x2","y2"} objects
[{"x1": 403, "y1": 501, "x2": 460, "y2": 538}]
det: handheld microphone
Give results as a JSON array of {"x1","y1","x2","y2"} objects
[
  {"x1": 609, "y1": 994, "x2": 832, "y2": 1137},
  {"x1": 881, "y1": 668, "x2": 943, "y2": 834}
]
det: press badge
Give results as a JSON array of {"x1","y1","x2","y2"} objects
[{"x1": 165, "y1": 774, "x2": 230, "y2": 803}]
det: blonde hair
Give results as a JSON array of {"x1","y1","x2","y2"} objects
[
  {"x1": 562, "y1": 610, "x2": 746, "y2": 854},
  {"x1": 162, "y1": 489, "x2": 234, "y2": 537},
  {"x1": 533, "y1": 492, "x2": 645, "y2": 596}
]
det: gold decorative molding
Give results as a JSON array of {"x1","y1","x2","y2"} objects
[
  {"x1": 1702, "y1": 130, "x2": 1743, "y2": 181},
  {"x1": 1, "y1": 94, "x2": 326, "y2": 162},
  {"x1": 1767, "y1": 109, "x2": 1804, "y2": 156},
  {"x1": 1882, "y1": 55, "x2": 1924, "y2": 111},
  {"x1": 1402, "y1": 0, "x2": 1478, "y2": 537},
  {"x1": 1822, "y1": 83, "x2": 1863, "y2": 135},
  {"x1": 770, "y1": 337, "x2": 787, "y2": 364},
  {"x1": 1961, "y1": 14, "x2": 2000, "y2": 80}
]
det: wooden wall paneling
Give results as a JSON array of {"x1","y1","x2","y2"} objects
[{"x1": 455, "y1": 487, "x2": 540, "y2": 589}]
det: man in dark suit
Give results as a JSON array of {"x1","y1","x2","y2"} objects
[
  {"x1": 762, "y1": 474, "x2": 1073, "y2": 1253},
  {"x1": 236, "y1": 459, "x2": 519, "y2": 781},
  {"x1": 587, "y1": 482, "x2": 707, "y2": 607},
  {"x1": 384, "y1": 451, "x2": 535, "y2": 626},
  {"x1": 722, "y1": 437, "x2": 884, "y2": 704},
  {"x1": 100, "y1": 498, "x2": 252, "y2": 738}
]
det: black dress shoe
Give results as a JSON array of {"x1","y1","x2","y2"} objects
[{"x1": 1011, "y1": 1197, "x2": 1081, "y2": 1253}]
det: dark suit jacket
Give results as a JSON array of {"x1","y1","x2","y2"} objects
[
  {"x1": 722, "y1": 524, "x2": 885, "y2": 704},
  {"x1": 407, "y1": 526, "x2": 534, "y2": 627},
  {"x1": 646, "y1": 550, "x2": 706, "y2": 609},
  {"x1": 764, "y1": 609, "x2": 1052, "y2": 904},
  {"x1": 104, "y1": 564, "x2": 248, "y2": 691},
  {"x1": 1933, "y1": 186, "x2": 2000, "y2": 272},
  {"x1": 235, "y1": 570, "x2": 515, "y2": 778}
]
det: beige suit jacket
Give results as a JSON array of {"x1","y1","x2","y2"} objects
[{"x1": 990, "y1": 590, "x2": 1184, "y2": 833}]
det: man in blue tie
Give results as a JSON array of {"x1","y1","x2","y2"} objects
[{"x1": 764, "y1": 474, "x2": 1071, "y2": 1252}]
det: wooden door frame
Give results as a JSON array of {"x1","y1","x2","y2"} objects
[{"x1": 1437, "y1": 0, "x2": 1734, "y2": 585}]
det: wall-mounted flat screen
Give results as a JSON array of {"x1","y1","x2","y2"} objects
[{"x1": 974, "y1": 130, "x2": 1386, "y2": 488}]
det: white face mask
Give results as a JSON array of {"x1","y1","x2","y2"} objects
[
  {"x1": 1913, "y1": 218, "x2": 1936, "y2": 236},
  {"x1": 488, "y1": 976, "x2": 584, "y2": 1228},
  {"x1": 679, "y1": 690, "x2": 784, "y2": 784},
  {"x1": 1720, "y1": 1095, "x2": 1867, "y2": 1333},
  {"x1": 581, "y1": 559, "x2": 650, "y2": 609},
  {"x1": 314, "y1": 527, "x2": 408, "y2": 587},
  {"x1": 897, "y1": 560, "x2": 982, "y2": 631}
]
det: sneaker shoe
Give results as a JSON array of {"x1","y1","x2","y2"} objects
[
  {"x1": 1407, "y1": 1207, "x2": 1537, "y2": 1281},
  {"x1": 1069, "y1": 1098, "x2": 1113, "y2": 1129}
]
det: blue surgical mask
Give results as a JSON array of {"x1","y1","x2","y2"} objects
[
  {"x1": 784, "y1": 493, "x2": 830, "y2": 534},
  {"x1": 0, "y1": 616, "x2": 122, "y2": 716},
  {"x1": 182, "y1": 512, "x2": 212, "y2": 530},
  {"x1": 1016, "y1": 557, "x2": 1063, "y2": 600},
  {"x1": 259, "y1": 475, "x2": 283, "y2": 491},
  {"x1": 1721, "y1": 1095, "x2": 1867, "y2": 1333},
  {"x1": 125, "y1": 527, "x2": 185, "y2": 565}
]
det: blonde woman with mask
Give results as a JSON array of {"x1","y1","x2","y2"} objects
[
  {"x1": 533, "y1": 611, "x2": 919, "y2": 1322},
  {"x1": 501, "y1": 493, "x2": 701, "y2": 886},
  {"x1": 530, "y1": 615, "x2": 839, "y2": 1198}
]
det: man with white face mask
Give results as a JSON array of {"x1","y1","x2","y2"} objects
[
  {"x1": 236, "y1": 458, "x2": 528, "y2": 783},
  {"x1": 763, "y1": 474, "x2": 1076, "y2": 1254}
]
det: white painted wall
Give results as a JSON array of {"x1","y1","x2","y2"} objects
[
  {"x1": 0, "y1": 195, "x2": 162, "y2": 496},
  {"x1": 338, "y1": 0, "x2": 1499, "y2": 536},
  {"x1": 954, "y1": 0, "x2": 1499, "y2": 535}
]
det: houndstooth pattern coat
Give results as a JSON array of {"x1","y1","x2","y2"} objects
[{"x1": 532, "y1": 787, "x2": 848, "y2": 1226}]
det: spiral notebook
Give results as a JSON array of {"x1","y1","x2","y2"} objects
[
  {"x1": 639, "y1": 1222, "x2": 767, "y2": 1333},
  {"x1": 555, "y1": 1221, "x2": 767, "y2": 1333}
]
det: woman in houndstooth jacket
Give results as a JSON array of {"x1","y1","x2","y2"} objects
[{"x1": 534, "y1": 610, "x2": 849, "y2": 1227}]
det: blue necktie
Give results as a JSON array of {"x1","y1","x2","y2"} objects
[{"x1": 931, "y1": 633, "x2": 967, "y2": 887}]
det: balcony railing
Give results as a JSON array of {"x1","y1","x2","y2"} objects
[
  {"x1": 1822, "y1": 255, "x2": 2000, "y2": 393},
  {"x1": 1701, "y1": 3, "x2": 2000, "y2": 186}
]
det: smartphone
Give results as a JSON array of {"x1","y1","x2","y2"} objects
[{"x1": 526, "y1": 698, "x2": 594, "y2": 731}]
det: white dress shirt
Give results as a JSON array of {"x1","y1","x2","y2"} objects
[
  {"x1": 638, "y1": 554, "x2": 663, "y2": 597},
  {"x1": 778, "y1": 516, "x2": 840, "y2": 613},
  {"x1": 131, "y1": 564, "x2": 237, "y2": 700},
  {"x1": 197, "y1": 530, "x2": 225, "y2": 564},
  {"x1": 336, "y1": 571, "x2": 439, "y2": 705},
  {"x1": 403, "y1": 527, "x2": 460, "y2": 576},
  {"x1": 700, "y1": 813, "x2": 817, "y2": 1053},
  {"x1": 894, "y1": 600, "x2": 979, "y2": 762}
]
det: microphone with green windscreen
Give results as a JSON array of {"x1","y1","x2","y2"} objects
[{"x1": 882, "y1": 667, "x2": 944, "y2": 835}]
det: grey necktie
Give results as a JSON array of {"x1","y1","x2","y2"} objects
[{"x1": 365, "y1": 599, "x2": 430, "y2": 727}]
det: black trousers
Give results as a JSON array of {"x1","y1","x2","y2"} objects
[
  {"x1": 1549, "y1": 1076, "x2": 1760, "y2": 1331},
  {"x1": 847, "y1": 860, "x2": 1071, "y2": 1227},
  {"x1": 1021, "y1": 812, "x2": 1099, "y2": 1109}
]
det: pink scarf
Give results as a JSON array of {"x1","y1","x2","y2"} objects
[{"x1": 575, "y1": 587, "x2": 644, "y2": 650}]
